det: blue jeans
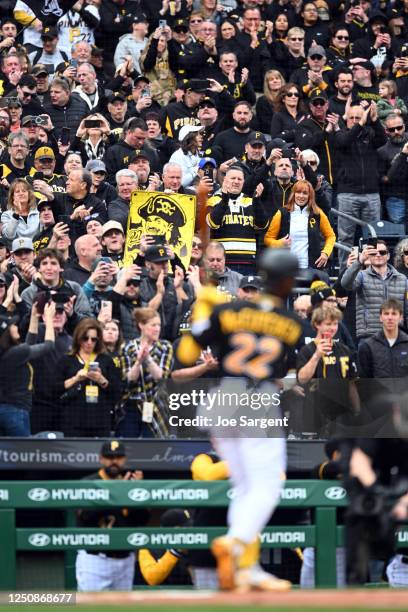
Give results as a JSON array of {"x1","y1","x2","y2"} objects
[
  {"x1": 0, "y1": 404, "x2": 31, "y2": 436},
  {"x1": 385, "y1": 197, "x2": 406, "y2": 225},
  {"x1": 337, "y1": 192, "x2": 381, "y2": 271},
  {"x1": 115, "y1": 402, "x2": 155, "y2": 438}
]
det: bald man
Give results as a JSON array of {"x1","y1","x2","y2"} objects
[
  {"x1": 64, "y1": 234, "x2": 103, "y2": 285},
  {"x1": 293, "y1": 295, "x2": 312, "y2": 319}
]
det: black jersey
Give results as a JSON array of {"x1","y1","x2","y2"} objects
[{"x1": 187, "y1": 292, "x2": 303, "y2": 381}]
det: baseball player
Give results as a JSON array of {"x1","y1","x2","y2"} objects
[
  {"x1": 75, "y1": 440, "x2": 149, "y2": 591},
  {"x1": 177, "y1": 249, "x2": 303, "y2": 591}
]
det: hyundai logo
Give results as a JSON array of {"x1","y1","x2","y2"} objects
[
  {"x1": 127, "y1": 533, "x2": 149, "y2": 546},
  {"x1": 128, "y1": 488, "x2": 150, "y2": 502},
  {"x1": 324, "y1": 486, "x2": 347, "y2": 501},
  {"x1": 28, "y1": 533, "x2": 51, "y2": 547},
  {"x1": 227, "y1": 488, "x2": 236, "y2": 500},
  {"x1": 28, "y1": 488, "x2": 51, "y2": 502}
]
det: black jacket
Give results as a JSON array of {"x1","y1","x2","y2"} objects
[
  {"x1": 334, "y1": 120, "x2": 387, "y2": 194},
  {"x1": 107, "y1": 196, "x2": 130, "y2": 231},
  {"x1": 295, "y1": 117, "x2": 338, "y2": 184},
  {"x1": 53, "y1": 192, "x2": 107, "y2": 241},
  {"x1": 358, "y1": 329, "x2": 408, "y2": 380},
  {"x1": 63, "y1": 262, "x2": 91, "y2": 286},
  {"x1": 104, "y1": 141, "x2": 160, "y2": 183},
  {"x1": 44, "y1": 97, "x2": 89, "y2": 143},
  {"x1": 379, "y1": 138, "x2": 408, "y2": 200}
]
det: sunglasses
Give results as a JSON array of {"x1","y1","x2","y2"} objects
[
  {"x1": 127, "y1": 279, "x2": 140, "y2": 287},
  {"x1": 21, "y1": 91, "x2": 34, "y2": 98},
  {"x1": 375, "y1": 250, "x2": 388, "y2": 256},
  {"x1": 82, "y1": 335, "x2": 98, "y2": 343},
  {"x1": 335, "y1": 35, "x2": 349, "y2": 40},
  {"x1": 311, "y1": 99, "x2": 326, "y2": 106},
  {"x1": 388, "y1": 125, "x2": 404, "y2": 132},
  {"x1": 192, "y1": 241, "x2": 203, "y2": 248},
  {"x1": 289, "y1": 37, "x2": 304, "y2": 41},
  {"x1": 286, "y1": 91, "x2": 300, "y2": 97},
  {"x1": 310, "y1": 55, "x2": 323, "y2": 60}
]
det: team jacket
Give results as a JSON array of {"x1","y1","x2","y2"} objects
[
  {"x1": 160, "y1": 101, "x2": 201, "y2": 140},
  {"x1": 264, "y1": 206, "x2": 336, "y2": 267},
  {"x1": 206, "y1": 191, "x2": 268, "y2": 266},
  {"x1": 177, "y1": 286, "x2": 303, "y2": 379},
  {"x1": 289, "y1": 65, "x2": 333, "y2": 98}
]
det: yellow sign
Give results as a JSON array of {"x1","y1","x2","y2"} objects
[{"x1": 124, "y1": 190, "x2": 197, "y2": 269}]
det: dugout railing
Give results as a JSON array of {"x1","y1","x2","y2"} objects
[{"x1": 0, "y1": 479, "x2": 407, "y2": 590}]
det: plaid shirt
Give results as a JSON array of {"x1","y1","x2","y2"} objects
[{"x1": 121, "y1": 339, "x2": 173, "y2": 437}]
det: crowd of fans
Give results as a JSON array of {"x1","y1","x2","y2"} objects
[{"x1": 0, "y1": 0, "x2": 407, "y2": 438}]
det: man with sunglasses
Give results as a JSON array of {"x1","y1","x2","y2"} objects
[
  {"x1": 378, "y1": 113, "x2": 408, "y2": 225},
  {"x1": 290, "y1": 45, "x2": 332, "y2": 99},
  {"x1": 12, "y1": 75, "x2": 43, "y2": 118},
  {"x1": 341, "y1": 240, "x2": 408, "y2": 343},
  {"x1": 296, "y1": 89, "x2": 339, "y2": 185}
]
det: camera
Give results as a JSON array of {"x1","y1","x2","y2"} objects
[{"x1": 401, "y1": 45, "x2": 408, "y2": 58}]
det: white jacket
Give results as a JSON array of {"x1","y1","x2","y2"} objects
[
  {"x1": 113, "y1": 35, "x2": 148, "y2": 73},
  {"x1": 168, "y1": 148, "x2": 201, "y2": 187}
]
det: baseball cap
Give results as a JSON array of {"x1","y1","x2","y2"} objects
[
  {"x1": 132, "y1": 13, "x2": 148, "y2": 23},
  {"x1": 248, "y1": 132, "x2": 267, "y2": 146},
  {"x1": 199, "y1": 96, "x2": 216, "y2": 108},
  {"x1": 239, "y1": 275, "x2": 262, "y2": 290},
  {"x1": 91, "y1": 45, "x2": 103, "y2": 57},
  {"x1": 100, "y1": 440, "x2": 126, "y2": 457},
  {"x1": 129, "y1": 149, "x2": 150, "y2": 163},
  {"x1": 86, "y1": 159, "x2": 106, "y2": 173},
  {"x1": 21, "y1": 115, "x2": 36, "y2": 127},
  {"x1": 12, "y1": 237, "x2": 34, "y2": 252},
  {"x1": 179, "y1": 124, "x2": 203, "y2": 141},
  {"x1": 35, "y1": 146, "x2": 55, "y2": 160},
  {"x1": 309, "y1": 88, "x2": 328, "y2": 102},
  {"x1": 310, "y1": 279, "x2": 336, "y2": 306},
  {"x1": 308, "y1": 45, "x2": 326, "y2": 58},
  {"x1": 31, "y1": 64, "x2": 48, "y2": 77},
  {"x1": 352, "y1": 59, "x2": 375, "y2": 73},
  {"x1": 37, "y1": 200, "x2": 54, "y2": 213},
  {"x1": 198, "y1": 157, "x2": 217, "y2": 169},
  {"x1": 107, "y1": 92, "x2": 126, "y2": 104},
  {"x1": 174, "y1": 18, "x2": 189, "y2": 31},
  {"x1": 101, "y1": 220, "x2": 124, "y2": 236},
  {"x1": 133, "y1": 75, "x2": 150, "y2": 86},
  {"x1": 145, "y1": 245, "x2": 170, "y2": 263},
  {"x1": 41, "y1": 26, "x2": 58, "y2": 39}
]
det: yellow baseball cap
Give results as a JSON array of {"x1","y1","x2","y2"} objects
[{"x1": 35, "y1": 146, "x2": 55, "y2": 160}]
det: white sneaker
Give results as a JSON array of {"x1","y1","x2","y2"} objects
[{"x1": 236, "y1": 565, "x2": 292, "y2": 592}]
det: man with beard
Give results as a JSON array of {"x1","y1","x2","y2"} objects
[
  {"x1": 378, "y1": 113, "x2": 408, "y2": 225},
  {"x1": 76, "y1": 440, "x2": 149, "y2": 592},
  {"x1": 30, "y1": 147, "x2": 66, "y2": 196},
  {"x1": 128, "y1": 151, "x2": 153, "y2": 191},
  {"x1": 211, "y1": 101, "x2": 255, "y2": 164},
  {"x1": 329, "y1": 69, "x2": 355, "y2": 117}
]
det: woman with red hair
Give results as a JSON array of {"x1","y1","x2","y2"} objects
[{"x1": 264, "y1": 180, "x2": 335, "y2": 273}]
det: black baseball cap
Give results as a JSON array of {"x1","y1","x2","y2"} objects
[
  {"x1": 309, "y1": 88, "x2": 328, "y2": 102},
  {"x1": 174, "y1": 18, "x2": 189, "y2": 31},
  {"x1": 100, "y1": 440, "x2": 126, "y2": 457},
  {"x1": 41, "y1": 26, "x2": 58, "y2": 39},
  {"x1": 145, "y1": 245, "x2": 170, "y2": 263},
  {"x1": 239, "y1": 275, "x2": 262, "y2": 290},
  {"x1": 248, "y1": 132, "x2": 267, "y2": 146},
  {"x1": 199, "y1": 96, "x2": 216, "y2": 108},
  {"x1": 107, "y1": 92, "x2": 126, "y2": 104}
]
